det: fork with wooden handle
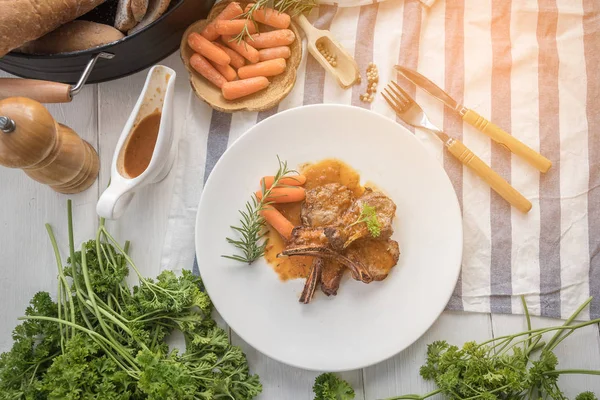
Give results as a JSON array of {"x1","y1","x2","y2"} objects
[{"x1": 383, "y1": 81, "x2": 532, "y2": 213}]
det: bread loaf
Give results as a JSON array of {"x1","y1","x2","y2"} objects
[
  {"x1": 0, "y1": 0, "x2": 106, "y2": 57},
  {"x1": 129, "y1": 0, "x2": 171, "y2": 34},
  {"x1": 18, "y1": 21, "x2": 125, "y2": 54},
  {"x1": 115, "y1": 0, "x2": 137, "y2": 32},
  {"x1": 131, "y1": 0, "x2": 150, "y2": 22}
]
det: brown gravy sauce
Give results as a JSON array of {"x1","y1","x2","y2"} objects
[
  {"x1": 122, "y1": 111, "x2": 161, "y2": 179},
  {"x1": 264, "y1": 158, "x2": 365, "y2": 281}
]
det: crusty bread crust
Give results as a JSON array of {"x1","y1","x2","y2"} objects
[
  {"x1": 131, "y1": 0, "x2": 149, "y2": 22},
  {"x1": 128, "y1": 0, "x2": 170, "y2": 34},
  {"x1": 0, "y1": 0, "x2": 106, "y2": 57},
  {"x1": 115, "y1": 0, "x2": 137, "y2": 32},
  {"x1": 18, "y1": 20, "x2": 125, "y2": 54}
]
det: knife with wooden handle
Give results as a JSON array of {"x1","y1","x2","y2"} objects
[
  {"x1": 446, "y1": 138, "x2": 532, "y2": 213},
  {"x1": 395, "y1": 65, "x2": 552, "y2": 173}
]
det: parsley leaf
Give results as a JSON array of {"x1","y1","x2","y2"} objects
[
  {"x1": 349, "y1": 204, "x2": 381, "y2": 238},
  {"x1": 313, "y1": 373, "x2": 355, "y2": 400}
]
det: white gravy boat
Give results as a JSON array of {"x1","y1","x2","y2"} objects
[{"x1": 97, "y1": 65, "x2": 177, "y2": 219}]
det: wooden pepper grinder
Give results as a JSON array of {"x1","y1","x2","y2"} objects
[{"x1": 0, "y1": 97, "x2": 99, "y2": 194}]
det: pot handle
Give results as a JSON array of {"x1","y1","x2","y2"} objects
[
  {"x1": 0, "y1": 52, "x2": 114, "y2": 104},
  {"x1": 0, "y1": 78, "x2": 71, "y2": 103}
]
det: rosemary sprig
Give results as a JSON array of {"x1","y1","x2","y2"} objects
[
  {"x1": 223, "y1": 156, "x2": 297, "y2": 264},
  {"x1": 231, "y1": 0, "x2": 317, "y2": 43}
]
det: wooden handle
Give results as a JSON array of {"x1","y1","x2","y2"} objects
[
  {"x1": 0, "y1": 78, "x2": 71, "y2": 103},
  {"x1": 446, "y1": 139, "x2": 532, "y2": 213},
  {"x1": 295, "y1": 14, "x2": 320, "y2": 41},
  {"x1": 462, "y1": 109, "x2": 551, "y2": 173}
]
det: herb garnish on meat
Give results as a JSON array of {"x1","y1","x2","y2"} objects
[{"x1": 349, "y1": 203, "x2": 381, "y2": 238}]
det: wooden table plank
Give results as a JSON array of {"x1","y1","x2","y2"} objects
[{"x1": 232, "y1": 331, "x2": 366, "y2": 400}]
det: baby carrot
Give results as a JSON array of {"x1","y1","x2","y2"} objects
[
  {"x1": 238, "y1": 58, "x2": 286, "y2": 79},
  {"x1": 210, "y1": 60, "x2": 237, "y2": 81},
  {"x1": 190, "y1": 53, "x2": 227, "y2": 88},
  {"x1": 188, "y1": 32, "x2": 231, "y2": 66},
  {"x1": 255, "y1": 187, "x2": 306, "y2": 203},
  {"x1": 260, "y1": 205, "x2": 294, "y2": 240},
  {"x1": 222, "y1": 76, "x2": 269, "y2": 100},
  {"x1": 222, "y1": 35, "x2": 260, "y2": 63},
  {"x1": 201, "y1": 1, "x2": 244, "y2": 41},
  {"x1": 214, "y1": 19, "x2": 257, "y2": 35},
  {"x1": 258, "y1": 46, "x2": 291, "y2": 61},
  {"x1": 246, "y1": 29, "x2": 295, "y2": 49},
  {"x1": 213, "y1": 42, "x2": 246, "y2": 69},
  {"x1": 245, "y1": 4, "x2": 291, "y2": 29},
  {"x1": 260, "y1": 175, "x2": 307, "y2": 189}
]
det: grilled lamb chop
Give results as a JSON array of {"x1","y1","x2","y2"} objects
[
  {"x1": 288, "y1": 226, "x2": 330, "y2": 247},
  {"x1": 326, "y1": 189, "x2": 397, "y2": 250},
  {"x1": 299, "y1": 258, "x2": 323, "y2": 304},
  {"x1": 295, "y1": 186, "x2": 355, "y2": 299},
  {"x1": 320, "y1": 259, "x2": 345, "y2": 296},
  {"x1": 301, "y1": 183, "x2": 353, "y2": 227},
  {"x1": 345, "y1": 239, "x2": 400, "y2": 281},
  {"x1": 279, "y1": 246, "x2": 373, "y2": 283}
]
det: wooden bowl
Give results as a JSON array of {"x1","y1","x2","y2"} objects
[{"x1": 180, "y1": 1, "x2": 302, "y2": 112}]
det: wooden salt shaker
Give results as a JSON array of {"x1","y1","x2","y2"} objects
[{"x1": 0, "y1": 97, "x2": 99, "y2": 194}]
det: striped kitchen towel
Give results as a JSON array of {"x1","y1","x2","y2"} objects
[
  {"x1": 318, "y1": 0, "x2": 436, "y2": 8},
  {"x1": 161, "y1": 0, "x2": 600, "y2": 320}
]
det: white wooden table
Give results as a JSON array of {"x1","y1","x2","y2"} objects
[{"x1": 1, "y1": 54, "x2": 599, "y2": 398}]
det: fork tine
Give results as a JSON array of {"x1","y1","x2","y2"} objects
[
  {"x1": 389, "y1": 81, "x2": 413, "y2": 105},
  {"x1": 381, "y1": 90, "x2": 400, "y2": 113},
  {"x1": 385, "y1": 85, "x2": 409, "y2": 112},
  {"x1": 387, "y1": 83, "x2": 409, "y2": 106},
  {"x1": 382, "y1": 88, "x2": 404, "y2": 113}
]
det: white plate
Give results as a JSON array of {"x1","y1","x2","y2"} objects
[{"x1": 195, "y1": 104, "x2": 462, "y2": 371}]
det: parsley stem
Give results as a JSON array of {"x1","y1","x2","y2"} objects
[
  {"x1": 543, "y1": 369, "x2": 600, "y2": 376},
  {"x1": 520, "y1": 295, "x2": 532, "y2": 351},
  {"x1": 384, "y1": 388, "x2": 442, "y2": 400},
  {"x1": 477, "y1": 316, "x2": 600, "y2": 349},
  {"x1": 46, "y1": 223, "x2": 76, "y2": 340},
  {"x1": 545, "y1": 296, "x2": 593, "y2": 351}
]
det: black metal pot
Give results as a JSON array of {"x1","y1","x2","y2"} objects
[{"x1": 0, "y1": 0, "x2": 215, "y2": 84}]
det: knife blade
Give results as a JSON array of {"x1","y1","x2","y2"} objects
[
  {"x1": 394, "y1": 65, "x2": 463, "y2": 113},
  {"x1": 394, "y1": 65, "x2": 552, "y2": 173}
]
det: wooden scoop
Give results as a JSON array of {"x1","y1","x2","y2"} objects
[{"x1": 295, "y1": 14, "x2": 359, "y2": 89}]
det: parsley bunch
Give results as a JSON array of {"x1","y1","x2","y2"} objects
[
  {"x1": 0, "y1": 200, "x2": 261, "y2": 400},
  {"x1": 314, "y1": 296, "x2": 600, "y2": 400},
  {"x1": 393, "y1": 296, "x2": 600, "y2": 400}
]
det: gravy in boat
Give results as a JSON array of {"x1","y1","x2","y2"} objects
[{"x1": 122, "y1": 111, "x2": 161, "y2": 178}]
